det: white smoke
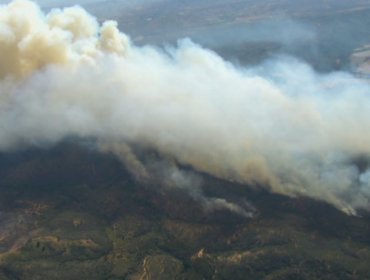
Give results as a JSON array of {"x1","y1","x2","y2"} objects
[
  {"x1": 1, "y1": 0, "x2": 370, "y2": 215},
  {"x1": 142, "y1": 159, "x2": 257, "y2": 218}
]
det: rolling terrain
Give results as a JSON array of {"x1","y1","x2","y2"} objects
[
  {"x1": 1, "y1": 1, "x2": 370, "y2": 279},
  {"x1": 0, "y1": 144, "x2": 370, "y2": 279}
]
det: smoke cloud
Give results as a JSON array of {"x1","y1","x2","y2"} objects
[{"x1": 1, "y1": 0, "x2": 370, "y2": 215}]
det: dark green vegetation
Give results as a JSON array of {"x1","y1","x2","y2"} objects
[
  {"x1": 0, "y1": 144, "x2": 370, "y2": 279},
  {"x1": 1, "y1": 1, "x2": 370, "y2": 279}
]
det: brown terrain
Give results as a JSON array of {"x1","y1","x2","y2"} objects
[
  {"x1": 0, "y1": 144, "x2": 370, "y2": 279},
  {"x1": 1, "y1": 1, "x2": 370, "y2": 279}
]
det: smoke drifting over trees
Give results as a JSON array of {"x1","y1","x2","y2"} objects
[{"x1": 2, "y1": 0, "x2": 370, "y2": 215}]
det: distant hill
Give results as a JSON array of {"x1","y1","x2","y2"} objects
[
  {"x1": 0, "y1": 143, "x2": 370, "y2": 279},
  {"x1": 1, "y1": 1, "x2": 370, "y2": 279}
]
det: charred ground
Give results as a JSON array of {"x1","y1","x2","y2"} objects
[
  {"x1": 1, "y1": 1, "x2": 370, "y2": 279},
  {"x1": 0, "y1": 144, "x2": 370, "y2": 279}
]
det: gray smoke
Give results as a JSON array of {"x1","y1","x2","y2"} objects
[{"x1": 1, "y1": 0, "x2": 370, "y2": 215}]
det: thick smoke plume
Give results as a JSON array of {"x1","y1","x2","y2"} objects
[{"x1": 1, "y1": 0, "x2": 370, "y2": 215}]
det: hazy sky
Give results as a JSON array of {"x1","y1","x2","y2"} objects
[
  {"x1": 0, "y1": 0, "x2": 105, "y2": 7},
  {"x1": 0, "y1": 0, "x2": 160, "y2": 8}
]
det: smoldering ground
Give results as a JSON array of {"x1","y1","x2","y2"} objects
[{"x1": 1, "y1": 0, "x2": 370, "y2": 216}]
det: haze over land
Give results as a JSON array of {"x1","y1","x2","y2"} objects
[
  {"x1": 1, "y1": 0, "x2": 370, "y2": 216},
  {"x1": 2, "y1": 1, "x2": 370, "y2": 279}
]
